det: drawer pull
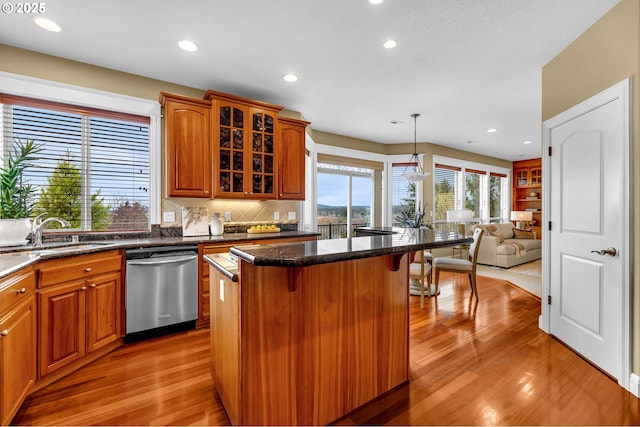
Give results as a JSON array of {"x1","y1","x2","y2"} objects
[
  {"x1": 89, "y1": 283, "x2": 97, "y2": 288},
  {"x1": 16, "y1": 287, "x2": 27, "y2": 294},
  {"x1": 0, "y1": 330, "x2": 8, "y2": 337},
  {"x1": 85, "y1": 267, "x2": 92, "y2": 273},
  {"x1": 80, "y1": 286, "x2": 87, "y2": 291}
]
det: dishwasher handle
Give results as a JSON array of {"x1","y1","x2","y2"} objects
[{"x1": 126, "y1": 254, "x2": 197, "y2": 266}]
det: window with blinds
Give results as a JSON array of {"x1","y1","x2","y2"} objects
[
  {"x1": 391, "y1": 162, "x2": 418, "y2": 227},
  {"x1": 489, "y1": 172, "x2": 508, "y2": 221},
  {"x1": 433, "y1": 160, "x2": 509, "y2": 226},
  {"x1": 434, "y1": 164, "x2": 461, "y2": 222},
  {"x1": 1, "y1": 96, "x2": 150, "y2": 231}
]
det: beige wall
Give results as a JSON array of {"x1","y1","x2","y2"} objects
[{"x1": 541, "y1": 0, "x2": 640, "y2": 373}]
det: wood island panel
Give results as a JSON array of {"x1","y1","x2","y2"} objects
[{"x1": 209, "y1": 253, "x2": 410, "y2": 426}]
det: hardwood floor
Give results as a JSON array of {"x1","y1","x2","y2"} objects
[{"x1": 13, "y1": 273, "x2": 640, "y2": 426}]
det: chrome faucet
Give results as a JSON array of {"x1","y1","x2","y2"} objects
[{"x1": 33, "y1": 217, "x2": 71, "y2": 247}]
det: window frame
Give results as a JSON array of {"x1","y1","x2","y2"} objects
[{"x1": 0, "y1": 71, "x2": 161, "y2": 227}]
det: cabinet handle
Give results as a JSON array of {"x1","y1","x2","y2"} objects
[
  {"x1": 0, "y1": 330, "x2": 8, "y2": 337},
  {"x1": 16, "y1": 287, "x2": 26, "y2": 294},
  {"x1": 90, "y1": 283, "x2": 97, "y2": 288},
  {"x1": 85, "y1": 267, "x2": 92, "y2": 273},
  {"x1": 80, "y1": 286, "x2": 87, "y2": 291}
]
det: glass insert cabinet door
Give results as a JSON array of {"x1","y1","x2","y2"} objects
[
  {"x1": 250, "y1": 110, "x2": 276, "y2": 197},
  {"x1": 215, "y1": 104, "x2": 277, "y2": 198},
  {"x1": 218, "y1": 104, "x2": 245, "y2": 195}
]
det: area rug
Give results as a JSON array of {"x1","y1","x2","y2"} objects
[{"x1": 477, "y1": 259, "x2": 541, "y2": 298}]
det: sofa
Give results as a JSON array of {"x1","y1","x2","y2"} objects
[{"x1": 472, "y1": 222, "x2": 542, "y2": 268}]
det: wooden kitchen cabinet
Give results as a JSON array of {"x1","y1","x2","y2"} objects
[
  {"x1": 160, "y1": 92, "x2": 212, "y2": 198},
  {"x1": 278, "y1": 117, "x2": 310, "y2": 200},
  {"x1": 36, "y1": 251, "x2": 123, "y2": 378},
  {"x1": 205, "y1": 90, "x2": 283, "y2": 200},
  {"x1": 0, "y1": 267, "x2": 36, "y2": 426}
]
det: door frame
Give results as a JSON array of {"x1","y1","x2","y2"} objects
[{"x1": 540, "y1": 77, "x2": 632, "y2": 391}]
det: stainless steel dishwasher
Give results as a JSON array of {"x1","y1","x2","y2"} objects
[{"x1": 125, "y1": 246, "x2": 198, "y2": 338}]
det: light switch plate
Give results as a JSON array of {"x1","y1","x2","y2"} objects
[
  {"x1": 225, "y1": 212, "x2": 232, "y2": 221},
  {"x1": 163, "y1": 211, "x2": 175, "y2": 223},
  {"x1": 274, "y1": 211, "x2": 280, "y2": 220},
  {"x1": 288, "y1": 211, "x2": 296, "y2": 220}
]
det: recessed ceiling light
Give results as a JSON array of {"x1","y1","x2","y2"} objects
[
  {"x1": 466, "y1": 140, "x2": 473, "y2": 144},
  {"x1": 487, "y1": 128, "x2": 498, "y2": 133},
  {"x1": 523, "y1": 140, "x2": 533, "y2": 145},
  {"x1": 282, "y1": 73, "x2": 298, "y2": 82},
  {"x1": 383, "y1": 39, "x2": 397, "y2": 49},
  {"x1": 369, "y1": 0, "x2": 384, "y2": 4},
  {"x1": 178, "y1": 40, "x2": 199, "y2": 52},
  {"x1": 33, "y1": 17, "x2": 62, "y2": 32}
]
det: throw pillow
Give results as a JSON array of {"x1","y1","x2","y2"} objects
[
  {"x1": 484, "y1": 224, "x2": 498, "y2": 233},
  {"x1": 513, "y1": 228, "x2": 535, "y2": 239},
  {"x1": 490, "y1": 230, "x2": 505, "y2": 242}
]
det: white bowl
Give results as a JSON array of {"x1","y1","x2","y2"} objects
[{"x1": 0, "y1": 219, "x2": 32, "y2": 246}]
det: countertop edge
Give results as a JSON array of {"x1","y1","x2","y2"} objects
[
  {"x1": 230, "y1": 235, "x2": 474, "y2": 268},
  {"x1": 0, "y1": 231, "x2": 318, "y2": 282},
  {"x1": 203, "y1": 254, "x2": 238, "y2": 282}
]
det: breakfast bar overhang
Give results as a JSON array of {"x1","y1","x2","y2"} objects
[{"x1": 205, "y1": 229, "x2": 472, "y2": 426}]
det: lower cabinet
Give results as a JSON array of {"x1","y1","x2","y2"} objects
[
  {"x1": 0, "y1": 268, "x2": 36, "y2": 426},
  {"x1": 36, "y1": 251, "x2": 123, "y2": 378}
]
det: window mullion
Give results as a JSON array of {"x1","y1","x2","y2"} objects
[{"x1": 81, "y1": 115, "x2": 91, "y2": 230}]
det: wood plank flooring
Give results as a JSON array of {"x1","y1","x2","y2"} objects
[{"x1": 12, "y1": 272, "x2": 640, "y2": 426}]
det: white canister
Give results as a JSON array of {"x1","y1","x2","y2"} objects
[{"x1": 210, "y1": 213, "x2": 224, "y2": 236}]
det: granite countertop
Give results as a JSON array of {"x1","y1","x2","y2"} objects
[
  {"x1": 0, "y1": 231, "x2": 318, "y2": 282},
  {"x1": 229, "y1": 228, "x2": 473, "y2": 267}
]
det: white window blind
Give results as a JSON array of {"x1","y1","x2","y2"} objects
[
  {"x1": 434, "y1": 164, "x2": 461, "y2": 222},
  {"x1": 1, "y1": 96, "x2": 150, "y2": 231},
  {"x1": 391, "y1": 162, "x2": 418, "y2": 226}
]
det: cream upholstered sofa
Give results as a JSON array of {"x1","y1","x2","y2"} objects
[{"x1": 472, "y1": 222, "x2": 541, "y2": 268}]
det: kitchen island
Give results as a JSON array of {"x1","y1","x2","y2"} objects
[{"x1": 205, "y1": 228, "x2": 472, "y2": 426}]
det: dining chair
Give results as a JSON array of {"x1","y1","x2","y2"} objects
[
  {"x1": 433, "y1": 228, "x2": 484, "y2": 299},
  {"x1": 410, "y1": 250, "x2": 433, "y2": 308}
]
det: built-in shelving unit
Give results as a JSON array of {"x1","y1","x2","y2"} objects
[{"x1": 512, "y1": 158, "x2": 542, "y2": 239}]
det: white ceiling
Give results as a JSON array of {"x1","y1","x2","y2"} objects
[{"x1": 0, "y1": 0, "x2": 621, "y2": 161}]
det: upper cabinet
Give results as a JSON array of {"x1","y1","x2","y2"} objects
[
  {"x1": 162, "y1": 90, "x2": 310, "y2": 201},
  {"x1": 160, "y1": 93, "x2": 212, "y2": 198},
  {"x1": 278, "y1": 117, "x2": 310, "y2": 200},
  {"x1": 205, "y1": 90, "x2": 283, "y2": 199}
]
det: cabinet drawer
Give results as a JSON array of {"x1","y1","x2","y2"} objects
[
  {"x1": 0, "y1": 267, "x2": 35, "y2": 315},
  {"x1": 37, "y1": 251, "x2": 123, "y2": 288}
]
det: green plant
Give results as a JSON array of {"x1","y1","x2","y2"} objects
[
  {"x1": 396, "y1": 201, "x2": 430, "y2": 228},
  {"x1": 34, "y1": 151, "x2": 111, "y2": 229},
  {"x1": 395, "y1": 182, "x2": 431, "y2": 228},
  {"x1": 0, "y1": 138, "x2": 43, "y2": 219}
]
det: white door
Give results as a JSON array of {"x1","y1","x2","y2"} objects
[{"x1": 543, "y1": 79, "x2": 630, "y2": 383}]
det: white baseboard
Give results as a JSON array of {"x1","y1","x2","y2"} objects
[{"x1": 629, "y1": 374, "x2": 640, "y2": 397}]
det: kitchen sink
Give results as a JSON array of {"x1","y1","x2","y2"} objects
[{"x1": 0, "y1": 242, "x2": 116, "y2": 257}]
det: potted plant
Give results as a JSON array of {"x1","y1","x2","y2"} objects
[
  {"x1": 0, "y1": 138, "x2": 42, "y2": 245},
  {"x1": 395, "y1": 182, "x2": 431, "y2": 229}
]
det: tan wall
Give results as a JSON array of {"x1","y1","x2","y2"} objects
[
  {"x1": 541, "y1": 0, "x2": 640, "y2": 373},
  {"x1": 312, "y1": 130, "x2": 388, "y2": 154},
  {"x1": 0, "y1": 44, "x2": 300, "y2": 226},
  {"x1": 314, "y1": 131, "x2": 513, "y2": 216}
]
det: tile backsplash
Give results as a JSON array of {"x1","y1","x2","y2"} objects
[{"x1": 161, "y1": 199, "x2": 300, "y2": 228}]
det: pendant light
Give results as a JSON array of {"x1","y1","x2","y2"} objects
[{"x1": 401, "y1": 113, "x2": 430, "y2": 182}]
